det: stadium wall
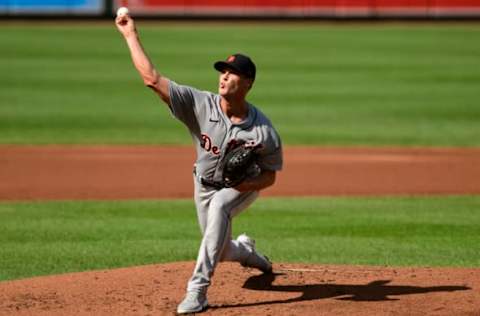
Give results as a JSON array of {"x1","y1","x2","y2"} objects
[{"x1": 1, "y1": 0, "x2": 480, "y2": 19}]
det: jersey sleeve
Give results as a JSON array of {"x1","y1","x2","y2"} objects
[
  {"x1": 168, "y1": 80, "x2": 203, "y2": 129},
  {"x1": 257, "y1": 128, "x2": 283, "y2": 172}
]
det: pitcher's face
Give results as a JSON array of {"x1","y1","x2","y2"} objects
[{"x1": 218, "y1": 69, "x2": 252, "y2": 98}]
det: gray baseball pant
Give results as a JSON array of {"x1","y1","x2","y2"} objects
[{"x1": 186, "y1": 176, "x2": 259, "y2": 294}]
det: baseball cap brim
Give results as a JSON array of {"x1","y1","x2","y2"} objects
[{"x1": 214, "y1": 61, "x2": 245, "y2": 77}]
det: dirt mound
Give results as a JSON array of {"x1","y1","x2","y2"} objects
[{"x1": 0, "y1": 262, "x2": 478, "y2": 316}]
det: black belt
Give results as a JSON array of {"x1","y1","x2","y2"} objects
[{"x1": 193, "y1": 167, "x2": 225, "y2": 190}]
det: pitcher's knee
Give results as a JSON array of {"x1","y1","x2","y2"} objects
[{"x1": 209, "y1": 199, "x2": 231, "y2": 216}]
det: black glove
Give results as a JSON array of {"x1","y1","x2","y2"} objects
[{"x1": 221, "y1": 143, "x2": 258, "y2": 188}]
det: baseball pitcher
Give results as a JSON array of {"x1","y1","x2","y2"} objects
[{"x1": 116, "y1": 14, "x2": 283, "y2": 314}]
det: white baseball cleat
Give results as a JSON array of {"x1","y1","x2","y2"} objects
[
  {"x1": 237, "y1": 233, "x2": 273, "y2": 273},
  {"x1": 176, "y1": 291, "x2": 208, "y2": 314}
]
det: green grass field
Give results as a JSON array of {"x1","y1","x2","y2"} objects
[
  {"x1": 1, "y1": 196, "x2": 479, "y2": 282},
  {"x1": 1, "y1": 22, "x2": 479, "y2": 283},
  {"x1": 1, "y1": 22, "x2": 479, "y2": 146}
]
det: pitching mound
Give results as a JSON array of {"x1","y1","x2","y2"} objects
[{"x1": 0, "y1": 262, "x2": 478, "y2": 315}]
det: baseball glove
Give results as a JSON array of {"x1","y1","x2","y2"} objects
[{"x1": 221, "y1": 142, "x2": 259, "y2": 188}]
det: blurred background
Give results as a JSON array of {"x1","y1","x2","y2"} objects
[{"x1": 1, "y1": 0, "x2": 480, "y2": 18}]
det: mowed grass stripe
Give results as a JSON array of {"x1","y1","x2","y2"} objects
[
  {"x1": 0, "y1": 196, "x2": 479, "y2": 281},
  {"x1": 1, "y1": 23, "x2": 479, "y2": 145}
]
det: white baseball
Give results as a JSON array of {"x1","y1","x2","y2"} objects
[{"x1": 116, "y1": 7, "x2": 129, "y2": 17}]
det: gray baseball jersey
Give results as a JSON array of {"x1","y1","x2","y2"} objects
[
  {"x1": 168, "y1": 79, "x2": 283, "y2": 294},
  {"x1": 168, "y1": 80, "x2": 283, "y2": 181}
]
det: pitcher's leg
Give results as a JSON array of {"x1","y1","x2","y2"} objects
[
  {"x1": 193, "y1": 175, "x2": 217, "y2": 235},
  {"x1": 187, "y1": 189, "x2": 258, "y2": 293},
  {"x1": 218, "y1": 191, "x2": 272, "y2": 273},
  {"x1": 219, "y1": 190, "x2": 259, "y2": 262}
]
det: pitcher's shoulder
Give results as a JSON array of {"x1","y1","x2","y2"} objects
[{"x1": 250, "y1": 105, "x2": 276, "y2": 127}]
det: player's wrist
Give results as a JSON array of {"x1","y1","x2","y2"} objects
[{"x1": 124, "y1": 30, "x2": 139, "y2": 40}]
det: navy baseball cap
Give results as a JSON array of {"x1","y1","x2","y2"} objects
[{"x1": 214, "y1": 54, "x2": 256, "y2": 81}]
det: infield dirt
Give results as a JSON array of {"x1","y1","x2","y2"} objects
[
  {"x1": 0, "y1": 145, "x2": 479, "y2": 315},
  {"x1": 1, "y1": 145, "x2": 480, "y2": 200}
]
